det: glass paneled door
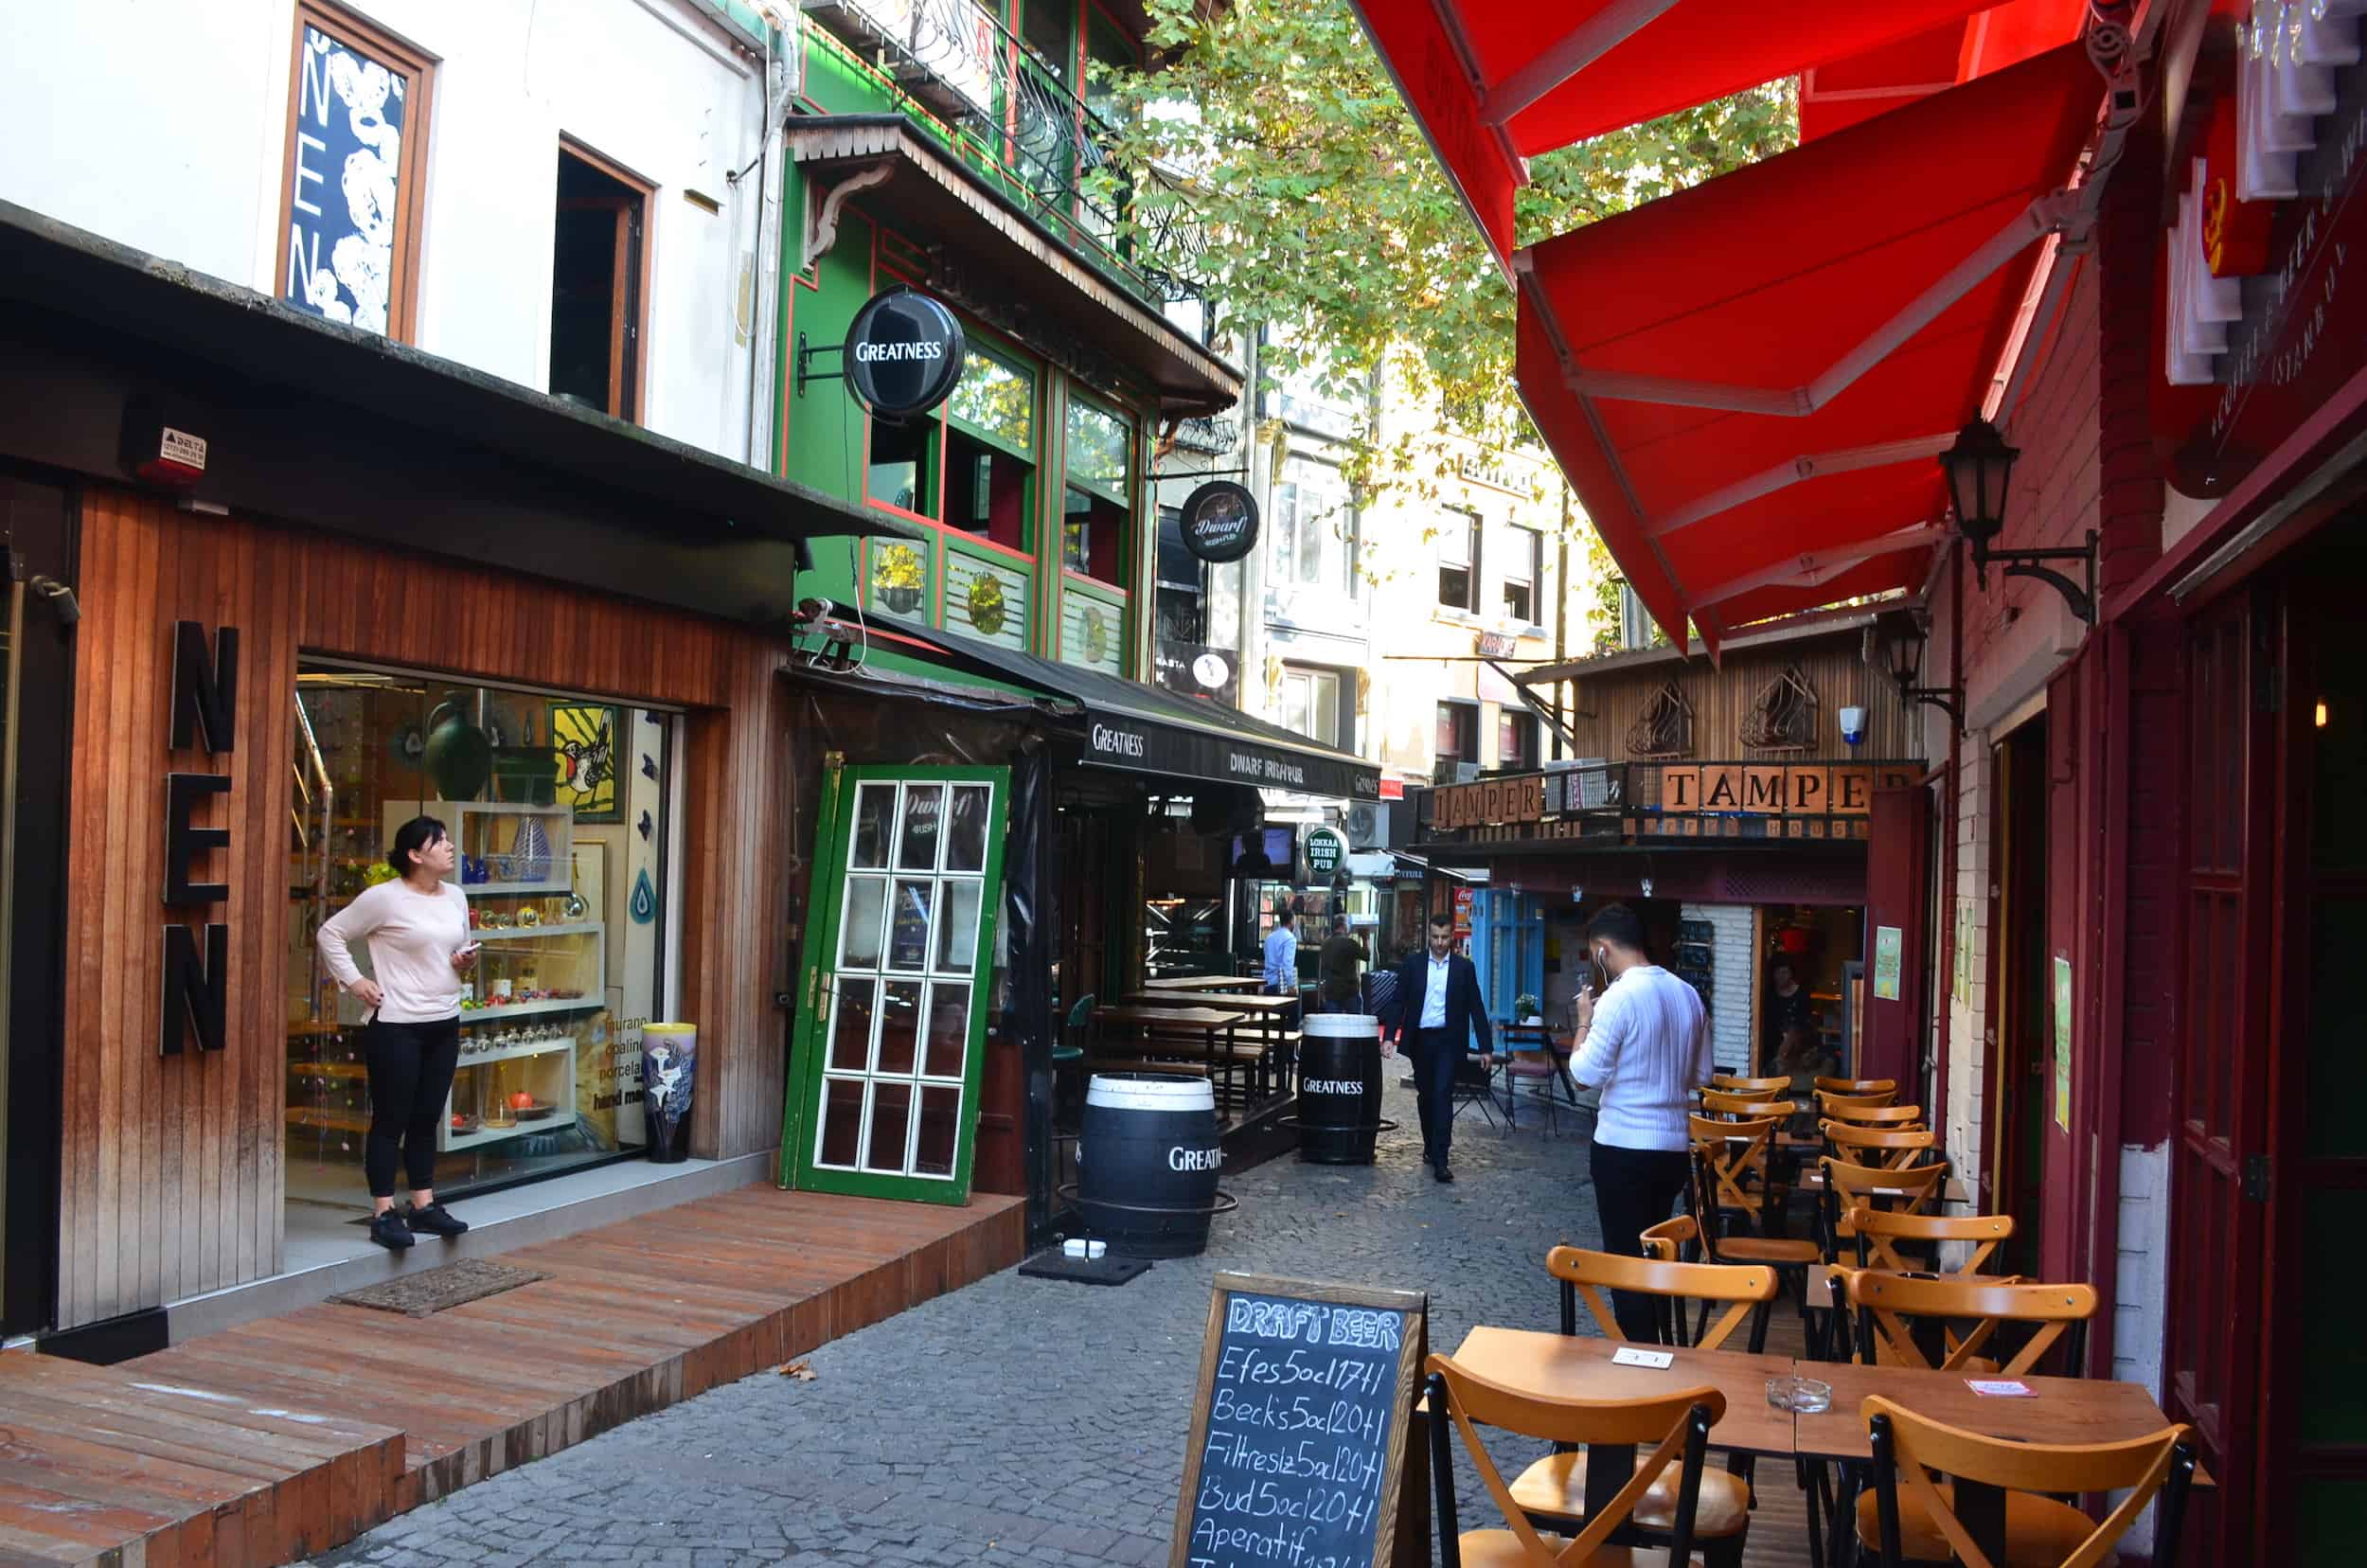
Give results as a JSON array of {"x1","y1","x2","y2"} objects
[{"x1": 785, "y1": 765, "x2": 1008, "y2": 1203}]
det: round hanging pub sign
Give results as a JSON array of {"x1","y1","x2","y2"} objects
[
  {"x1": 845, "y1": 288, "x2": 967, "y2": 420},
  {"x1": 1177, "y1": 479, "x2": 1259, "y2": 563}
]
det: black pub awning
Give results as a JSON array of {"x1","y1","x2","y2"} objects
[{"x1": 882, "y1": 622, "x2": 1382, "y2": 802}]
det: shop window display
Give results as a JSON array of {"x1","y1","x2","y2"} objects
[{"x1": 287, "y1": 667, "x2": 673, "y2": 1207}]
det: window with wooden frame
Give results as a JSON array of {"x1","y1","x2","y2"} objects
[
  {"x1": 1061, "y1": 392, "x2": 1132, "y2": 586},
  {"x1": 277, "y1": 2, "x2": 436, "y2": 340},
  {"x1": 1436, "y1": 699, "x2": 1479, "y2": 762},
  {"x1": 1502, "y1": 524, "x2": 1542, "y2": 625},
  {"x1": 1498, "y1": 708, "x2": 1539, "y2": 770},
  {"x1": 550, "y1": 140, "x2": 653, "y2": 421},
  {"x1": 1627, "y1": 679, "x2": 1694, "y2": 758},
  {"x1": 942, "y1": 341, "x2": 1040, "y2": 554},
  {"x1": 1438, "y1": 508, "x2": 1482, "y2": 613}
]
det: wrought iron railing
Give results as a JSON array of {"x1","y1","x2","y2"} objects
[{"x1": 803, "y1": 0, "x2": 1210, "y2": 306}]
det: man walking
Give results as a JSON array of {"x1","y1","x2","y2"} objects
[
  {"x1": 1570, "y1": 903, "x2": 1713, "y2": 1342},
  {"x1": 1261, "y1": 902, "x2": 1299, "y2": 1020},
  {"x1": 1384, "y1": 914, "x2": 1492, "y2": 1183}
]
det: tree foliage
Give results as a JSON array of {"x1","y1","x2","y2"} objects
[
  {"x1": 1095, "y1": 0, "x2": 1793, "y2": 637},
  {"x1": 1099, "y1": 0, "x2": 1792, "y2": 444}
]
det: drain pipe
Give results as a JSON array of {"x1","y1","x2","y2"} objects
[{"x1": 1935, "y1": 542, "x2": 1964, "y2": 1152}]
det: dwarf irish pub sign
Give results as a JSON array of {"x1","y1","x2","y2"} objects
[{"x1": 162, "y1": 621, "x2": 237, "y2": 1055}]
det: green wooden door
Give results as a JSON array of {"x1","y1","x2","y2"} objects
[{"x1": 783, "y1": 763, "x2": 1009, "y2": 1203}]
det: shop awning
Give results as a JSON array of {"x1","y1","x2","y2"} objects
[
  {"x1": 785, "y1": 116, "x2": 1243, "y2": 416},
  {"x1": 1346, "y1": 0, "x2": 2032, "y2": 263},
  {"x1": 861, "y1": 620, "x2": 1384, "y2": 801},
  {"x1": 1513, "y1": 44, "x2": 2101, "y2": 654}
]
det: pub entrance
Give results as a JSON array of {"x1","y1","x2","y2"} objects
[
  {"x1": 1989, "y1": 713, "x2": 2049, "y2": 1277},
  {"x1": 2166, "y1": 526, "x2": 2367, "y2": 1563}
]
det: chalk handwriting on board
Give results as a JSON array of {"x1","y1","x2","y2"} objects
[{"x1": 1172, "y1": 1274, "x2": 1428, "y2": 1568}]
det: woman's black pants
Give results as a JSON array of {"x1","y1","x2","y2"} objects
[
  {"x1": 363, "y1": 1016, "x2": 462, "y2": 1198},
  {"x1": 1589, "y1": 1139, "x2": 1694, "y2": 1343}
]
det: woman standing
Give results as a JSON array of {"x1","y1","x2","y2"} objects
[{"x1": 318, "y1": 815, "x2": 479, "y2": 1251}]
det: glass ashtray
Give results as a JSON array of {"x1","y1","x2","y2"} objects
[{"x1": 1765, "y1": 1375, "x2": 1833, "y2": 1414}]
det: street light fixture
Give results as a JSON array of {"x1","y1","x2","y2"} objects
[
  {"x1": 1937, "y1": 418, "x2": 2097, "y2": 622},
  {"x1": 1865, "y1": 608, "x2": 1961, "y2": 728}
]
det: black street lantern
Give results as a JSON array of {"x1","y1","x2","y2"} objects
[
  {"x1": 1938, "y1": 416, "x2": 2096, "y2": 622},
  {"x1": 1938, "y1": 419, "x2": 2018, "y2": 550}
]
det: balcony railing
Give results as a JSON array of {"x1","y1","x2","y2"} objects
[{"x1": 803, "y1": 0, "x2": 1210, "y2": 307}]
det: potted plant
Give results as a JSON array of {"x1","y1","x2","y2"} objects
[
  {"x1": 1515, "y1": 991, "x2": 1542, "y2": 1025},
  {"x1": 873, "y1": 544, "x2": 925, "y2": 615}
]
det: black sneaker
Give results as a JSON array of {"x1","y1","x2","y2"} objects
[
  {"x1": 370, "y1": 1211, "x2": 417, "y2": 1250},
  {"x1": 406, "y1": 1202, "x2": 469, "y2": 1238}
]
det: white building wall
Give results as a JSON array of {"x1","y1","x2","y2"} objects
[
  {"x1": 0, "y1": 0, "x2": 771, "y2": 463},
  {"x1": 1681, "y1": 902, "x2": 1754, "y2": 1073},
  {"x1": 1944, "y1": 750, "x2": 1989, "y2": 1198}
]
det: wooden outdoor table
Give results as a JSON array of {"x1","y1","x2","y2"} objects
[
  {"x1": 1143, "y1": 974, "x2": 1264, "y2": 993},
  {"x1": 1121, "y1": 990, "x2": 1296, "y2": 1015},
  {"x1": 1791, "y1": 1360, "x2": 2209, "y2": 1566},
  {"x1": 1448, "y1": 1325, "x2": 1798, "y2": 1458},
  {"x1": 1090, "y1": 1006, "x2": 1250, "y2": 1105}
]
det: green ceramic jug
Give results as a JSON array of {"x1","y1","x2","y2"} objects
[{"x1": 423, "y1": 701, "x2": 493, "y2": 801}]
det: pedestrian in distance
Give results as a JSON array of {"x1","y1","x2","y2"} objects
[
  {"x1": 1261, "y1": 900, "x2": 1301, "y2": 1025},
  {"x1": 1382, "y1": 913, "x2": 1493, "y2": 1184},
  {"x1": 317, "y1": 815, "x2": 481, "y2": 1252},
  {"x1": 1570, "y1": 902, "x2": 1714, "y2": 1342},
  {"x1": 1317, "y1": 929, "x2": 1365, "y2": 1013}
]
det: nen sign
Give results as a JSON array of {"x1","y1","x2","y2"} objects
[{"x1": 163, "y1": 621, "x2": 237, "y2": 1056}]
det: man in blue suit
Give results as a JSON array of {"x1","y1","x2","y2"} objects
[{"x1": 1382, "y1": 913, "x2": 1493, "y2": 1183}]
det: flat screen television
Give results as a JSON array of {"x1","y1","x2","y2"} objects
[{"x1": 1225, "y1": 826, "x2": 1296, "y2": 878}]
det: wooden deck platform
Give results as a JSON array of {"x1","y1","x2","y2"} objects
[{"x1": 0, "y1": 1185, "x2": 1026, "y2": 1566}]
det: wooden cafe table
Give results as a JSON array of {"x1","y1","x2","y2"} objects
[
  {"x1": 1143, "y1": 973, "x2": 1265, "y2": 993},
  {"x1": 1792, "y1": 1359, "x2": 2209, "y2": 1567},
  {"x1": 1090, "y1": 1005, "x2": 1251, "y2": 1109},
  {"x1": 1449, "y1": 1325, "x2": 1799, "y2": 1458}
]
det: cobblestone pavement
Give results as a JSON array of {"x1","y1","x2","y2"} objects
[{"x1": 306, "y1": 1079, "x2": 1610, "y2": 1567}]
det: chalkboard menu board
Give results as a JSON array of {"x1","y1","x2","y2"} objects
[{"x1": 1170, "y1": 1273, "x2": 1428, "y2": 1568}]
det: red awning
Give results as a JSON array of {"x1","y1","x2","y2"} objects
[
  {"x1": 1512, "y1": 45, "x2": 2102, "y2": 655},
  {"x1": 1349, "y1": 0, "x2": 2028, "y2": 261},
  {"x1": 1800, "y1": 0, "x2": 2086, "y2": 141}
]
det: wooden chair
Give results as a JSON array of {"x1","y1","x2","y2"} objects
[
  {"x1": 1823, "y1": 1118, "x2": 1938, "y2": 1170},
  {"x1": 1428, "y1": 1353, "x2": 1723, "y2": 1568},
  {"x1": 1520, "y1": 1250, "x2": 1772, "y2": 1565},
  {"x1": 1682, "y1": 1124, "x2": 1821, "y2": 1333},
  {"x1": 1816, "y1": 1076, "x2": 1895, "y2": 1096},
  {"x1": 1699, "y1": 1089, "x2": 1800, "y2": 1120},
  {"x1": 1860, "y1": 1396, "x2": 2198, "y2": 1568},
  {"x1": 1823, "y1": 1100, "x2": 1925, "y2": 1130},
  {"x1": 1816, "y1": 1086, "x2": 1899, "y2": 1115},
  {"x1": 1835, "y1": 1269, "x2": 2096, "y2": 1377},
  {"x1": 1710, "y1": 1073, "x2": 1790, "y2": 1096},
  {"x1": 1842, "y1": 1206, "x2": 2013, "y2": 1278}
]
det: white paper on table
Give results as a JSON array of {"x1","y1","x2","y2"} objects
[
  {"x1": 1611, "y1": 1347, "x2": 1676, "y2": 1369},
  {"x1": 1966, "y1": 1379, "x2": 2036, "y2": 1398}
]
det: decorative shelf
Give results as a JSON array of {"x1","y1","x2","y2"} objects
[
  {"x1": 456, "y1": 1034, "x2": 577, "y2": 1068},
  {"x1": 471, "y1": 922, "x2": 601, "y2": 941},
  {"x1": 458, "y1": 996, "x2": 601, "y2": 1023}
]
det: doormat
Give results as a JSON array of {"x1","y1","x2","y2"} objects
[
  {"x1": 330, "y1": 1258, "x2": 548, "y2": 1317},
  {"x1": 1018, "y1": 1250, "x2": 1151, "y2": 1288}
]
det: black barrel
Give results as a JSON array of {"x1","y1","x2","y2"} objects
[
  {"x1": 1298, "y1": 1013, "x2": 1384, "y2": 1165},
  {"x1": 1078, "y1": 1073, "x2": 1222, "y2": 1257}
]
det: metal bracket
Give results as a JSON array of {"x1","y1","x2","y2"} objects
[
  {"x1": 795, "y1": 332, "x2": 845, "y2": 399},
  {"x1": 1975, "y1": 528, "x2": 2097, "y2": 624}
]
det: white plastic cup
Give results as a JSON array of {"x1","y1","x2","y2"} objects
[
  {"x1": 1062, "y1": 1238, "x2": 1087, "y2": 1258},
  {"x1": 1086, "y1": 1239, "x2": 1107, "y2": 1259}
]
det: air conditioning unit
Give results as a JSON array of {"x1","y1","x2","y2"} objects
[
  {"x1": 1454, "y1": 761, "x2": 1481, "y2": 784},
  {"x1": 1344, "y1": 802, "x2": 1383, "y2": 850}
]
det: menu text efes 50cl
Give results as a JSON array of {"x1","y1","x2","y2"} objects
[{"x1": 845, "y1": 288, "x2": 967, "y2": 421}]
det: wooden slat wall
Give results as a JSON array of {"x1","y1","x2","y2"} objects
[
  {"x1": 62, "y1": 490, "x2": 800, "y2": 1327},
  {"x1": 1556, "y1": 636, "x2": 1915, "y2": 764}
]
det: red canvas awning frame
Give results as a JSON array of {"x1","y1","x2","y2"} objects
[
  {"x1": 1509, "y1": 43, "x2": 2117, "y2": 654},
  {"x1": 1347, "y1": 0, "x2": 2039, "y2": 267}
]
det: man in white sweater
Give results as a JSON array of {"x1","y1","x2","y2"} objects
[{"x1": 1570, "y1": 903, "x2": 1714, "y2": 1342}]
